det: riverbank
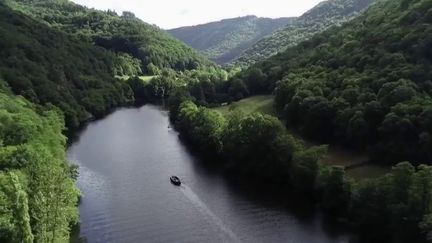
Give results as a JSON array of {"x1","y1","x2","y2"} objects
[
  {"x1": 175, "y1": 99, "x2": 431, "y2": 242},
  {"x1": 68, "y1": 105, "x2": 355, "y2": 242}
]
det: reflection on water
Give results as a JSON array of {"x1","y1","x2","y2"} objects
[{"x1": 68, "y1": 105, "x2": 355, "y2": 243}]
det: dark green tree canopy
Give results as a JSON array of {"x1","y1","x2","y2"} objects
[{"x1": 236, "y1": 0, "x2": 432, "y2": 165}]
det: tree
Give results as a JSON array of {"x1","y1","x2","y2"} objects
[
  {"x1": 177, "y1": 101, "x2": 226, "y2": 153},
  {"x1": 0, "y1": 172, "x2": 34, "y2": 243},
  {"x1": 319, "y1": 166, "x2": 351, "y2": 215},
  {"x1": 245, "y1": 68, "x2": 268, "y2": 94},
  {"x1": 291, "y1": 146, "x2": 327, "y2": 192},
  {"x1": 147, "y1": 63, "x2": 160, "y2": 75},
  {"x1": 223, "y1": 113, "x2": 297, "y2": 178},
  {"x1": 409, "y1": 165, "x2": 432, "y2": 235}
]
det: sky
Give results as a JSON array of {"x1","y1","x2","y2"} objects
[{"x1": 71, "y1": 0, "x2": 324, "y2": 29}]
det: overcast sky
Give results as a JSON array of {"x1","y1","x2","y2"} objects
[{"x1": 71, "y1": 0, "x2": 324, "y2": 29}]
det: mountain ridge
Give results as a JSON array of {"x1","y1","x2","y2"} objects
[
  {"x1": 168, "y1": 15, "x2": 295, "y2": 64},
  {"x1": 232, "y1": 0, "x2": 375, "y2": 67}
]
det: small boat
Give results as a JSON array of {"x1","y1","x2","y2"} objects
[{"x1": 170, "y1": 176, "x2": 181, "y2": 186}]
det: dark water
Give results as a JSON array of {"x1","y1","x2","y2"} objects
[{"x1": 68, "y1": 105, "x2": 355, "y2": 243}]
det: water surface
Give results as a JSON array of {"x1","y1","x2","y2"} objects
[{"x1": 68, "y1": 105, "x2": 354, "y2": 243}]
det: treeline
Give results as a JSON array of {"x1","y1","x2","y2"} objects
[
  {"x1": 171, "y1": 100, "x2": 432, "y2": 242},
  {"x1": 0, "y1": 89, "x2": 79, "y2": 243},
  {"x1": 231, "y1": 0, "x2": 432, "y2": 165},
  {"x1": 127, "y1": 66, "x2": 232, "y2": 105},
  {"x1": 232, "y1": 0, "x2": 374, "y2": 67},
  {"x1": 7, "y1": 0, "x2": 213, "y2": 72}
]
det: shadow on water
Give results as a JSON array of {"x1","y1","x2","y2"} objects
[
  {"x1": 70, "y1": 223, "x2": 87, "y2": 243},
  {"x1": 66, "y1": 101, "x2": 164, "y2": 147},
  {"x1": 68, "y1": 105, "x2": 376, "y2": 243},
  {"x1": 178, "y1": 138, "x2": 356, "y2": 241}
]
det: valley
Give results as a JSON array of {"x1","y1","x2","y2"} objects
[{"x1": 0, "y1": 0, "x2": 431, "y2": 242}]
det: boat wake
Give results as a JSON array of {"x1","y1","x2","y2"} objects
[{"x1": 181, "y1": 186, "x2": 240, "y2": 242}]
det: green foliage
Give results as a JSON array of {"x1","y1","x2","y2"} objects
[
  {"x1": 113, "y1": 53, "x2": 142, "y2": 77},
  {"x1": 148, "y1": 69, "x2": 179, "y2": 98},
  {"x1": 177, "y1": 101, "x2": 226, "y2": 152},
  {"x1": 319, "y1": 166, "x2": 352, "y2": 215},
  {"x1": 173, "y1": 99, "x2": 432, "y2": 240},
  {"x1": 233, "y1": 0, "x2": 375, "y2": 67},
  {"x1": 129, "y1": 66, "x2": 230, "y2": 104},
  {"x1": 291, "y1": 145, "x2": 328, "y2": 192},
  {"x1": 147, "y1": 63, "x2": 160, "y2": 76},
  {"x1": 0, "y1": 91, "x2": 79, "y2": 242},
  {"x1": 350, "y1": 162, "x2": 432, "y2": 239},
  {"x1": 7, "y1": 0, "x2": 213, "y2": 72},
  {"x1": 168, "y1": 16, "x2": 294, "y2": 64},
  {"x1": 222, "y1": 112, "x2": 298, "y2": 177},
  {"x1": 0, "y1": 2, "x2": 134, "y2": 128},
  {"x1": 212, "y1": 95, "x2": 275, "y2": 116},
  {"x1": 127, "y1": 76, "x2": 150, "y2": 101},
  {"x1": 0, "y1": 172, "x2": 33, "y2": 243},
  {"x1": 175, "y1": 100, "x2": 310, "y2": 180},
  {"x1": 241, "y1": 0, "x2": 432, "y2": 164},
  {"x1": 181, "y1": 67, "x2": 229, "y2": 104}
]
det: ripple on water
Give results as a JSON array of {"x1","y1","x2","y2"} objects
[{"x1": 68, "y1": 105, "x2": 356, "y2": 243}]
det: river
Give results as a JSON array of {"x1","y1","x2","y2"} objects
[{"x1": 68, "y1": 105, "x2": 356, "y2": 243}]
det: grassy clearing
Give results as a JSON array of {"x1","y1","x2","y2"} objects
[
  {"x1": 346, "y1": 165, "x2": 390, "y2": 180},
  {"x1": 213, "y1": 95, "x2": 276, "y2": 116},
  {"x1": 211, "y1": 95, "x2": 389, "y2": 179},
  {"x1": 321, "y1": 146, "x2": 368, "y2": 167},
  {"x1": 115, "y1": 75, "x2": 156, "y2": 83},
  {"x1": 318, "y1": 145, "x2": 389, "y2": 180},
  {"x1": 321, "y1": 146, "x2": 389, "y2": 180},
  {"x1": 139, "y1": 75, "x2": 156, "y2": 82}
]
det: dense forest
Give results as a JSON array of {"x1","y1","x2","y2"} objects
[
  {"x1": 168, "y1": 16, "x2": 294, "y2": 64},
  {"x1": 234, "y1": 0, "x2": 432, "y2": 166},
  {"x1": 233, "y1": 0, "x2": 374, "y2": 67},
  {"x1": 0, "y1": 2, "x2": 137, "y2": 128},
  {"x1": 6, "y1": 0, "x2": 212, "y2": 72},
  {"x1": 0, "y1": 87, "x2": 79, "y2": 242},
  {"x1": 169, "y1": 98, "x2": 432, "y2": 242},
  {"x1": 1, "y1": 0, "x2": 432, "y2": 241},
  {"x1": 163, "y1": 0, "x2": 432, "y2": 241},
  {"x1": 0, "y1": 1, "x2": 215, "y2": 242},
  {"x1": 0, "y1": 0, "x2": 217, "y2": 128}
]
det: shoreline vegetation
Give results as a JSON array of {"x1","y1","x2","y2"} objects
[
  {"x1": 1, "y1": 0, "x2": 432, "y2": 242},
  {"x1": 0, "y1": 92, "x2": 79, "y2": 242},
  {"x1": 169, "y1": 98, "x2": 432, "y2": 242}
]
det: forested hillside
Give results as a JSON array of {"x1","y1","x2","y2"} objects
[
  {"x1": 236, "y1": 0, "x2": 432, "y2": 165},
  {"x1": 0, "y1": 88, "x2": 79, "y2": 242},
  {"x1": 2, "y1": 0, "x2": 432, "y2": 241},
  {"x1": 168, "y1": 16, "x2": 294, "y2": 64},
  {"x1": 0, "y1": 0, "x2": 218, "y2": 241},
  {"x1": 0, "y1": 2, "x2": 137, "y2": 128},
  {"x1": 233, "y1": 0, "x2": 374, "y2": 67},
  {"x1": 6, "y1": 0, "x2": 213, "y2": 72}
]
